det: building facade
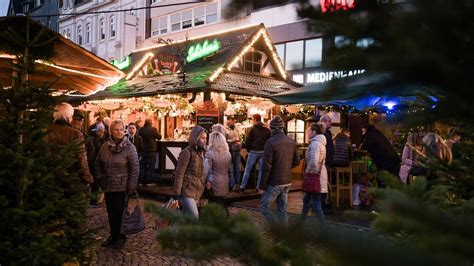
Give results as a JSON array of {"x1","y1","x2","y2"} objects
[
  {"x1": 57, "y1": 0, "x2": 146, "y2": 62},
  {"x1": 140, "y1": 0, "x2": 362, "y2": 86},
  {"x1": 8, "y1": 0, "x2": 60, "y2": 32}
]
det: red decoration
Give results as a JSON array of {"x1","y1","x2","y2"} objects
[{"x1": 320, "y1": 0, "x2": 356, "y2": 13}]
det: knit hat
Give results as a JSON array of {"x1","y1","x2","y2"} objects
[{"x1": 270, "y1": 115, "x2": 284, "y2": 129}]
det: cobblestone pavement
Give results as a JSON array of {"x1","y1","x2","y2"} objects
[{"x1": 83, "y1": 199, "x2": 246, "y2": 265}]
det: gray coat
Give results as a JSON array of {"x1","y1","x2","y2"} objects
[
  {"x1": 95, "y1": 138, "x2": 139, "y2": 192},
  {"x1": 205, "y1": 149, "x2": 232, "y2": 197}
]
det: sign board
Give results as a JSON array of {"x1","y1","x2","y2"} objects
[
  {"x1": 292, "y1": 69, "x2": 366, "y2": 84},
  {"x1": 186, "y1": 39, "x2": 221, "y2": 63},
  {"x1": 111, "y1": 56, "x2": 131, "y2": 70},
  {"x1": 196, "y1": 101, "x2": 220, "y2": 132}
]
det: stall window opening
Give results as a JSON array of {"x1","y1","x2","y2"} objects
[
  {"x1": 287, "y1": 118, "x2": 305, "y2": 144},
  {"x1": 244, "y1": 51, "x2": 262, "y2": 73}
]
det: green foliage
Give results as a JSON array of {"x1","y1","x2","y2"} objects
[{"x1": 0, "y1": 17, "x2": 91, "y2": 265}]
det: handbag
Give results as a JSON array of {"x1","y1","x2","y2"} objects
[
  {"x1": 302, "y1": 172, "x2": 322, "y2": 193},
  {"x1": 121, "y1": 192, "x2": 145, "y2": 235}
]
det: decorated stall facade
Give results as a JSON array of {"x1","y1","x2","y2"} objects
[{"x1": 71, "y1": 24, "x2": 300, "y2": 176}]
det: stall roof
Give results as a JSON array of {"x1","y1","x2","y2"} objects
[
  {"x1": 73, "y1": 24, "x2": 300, "y2": 101},
  {"x1": 0, "y1": 16, "x2": 124, "y2": 95}
]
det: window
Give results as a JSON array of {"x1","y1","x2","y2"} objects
[
  {"x1": 23, "y1": 3, "x2": 29, "y2": 13},
  {"x1": 206, "y1": 2, "x2": 218, "y2": 24},
  {"x1": 99, "y1": 18, "x2": 105, "y2": 40},
  {"x1": 86, "y1": 23, "x2": 91, "y2": 44},
  {"x1": 66, "y1": 28, "x2": 71, "y2": 39},
  {"x1": 275, "y1": 44, "x2": 285, "y2": 65},
  {"x1": 159, "y1": 17, "x2": 167, "y2": 34},
  {"x1": 335, "y1": 36, "x2": 351, "y2": 48},
  {"x1": 244, "y1": 51, "x2": 262, "y2": 73},
  {"x1": 151, "y1": 18, "x2": 160, "y2": 36},
  {"x1": 77, "y1": 26, "x2": 83, "y2": 45},
  {"x1": 182, "y1": 10, "x2": 192, "y2": 29},
  {"x1": 194, "y1": 6, "x2": 205, "y2": 26},
  {"x1": 109, "y1": 16, "x2": 116, "y2": 38},
  {"x1": 171, "y1": 13, "x2": 180, "y2": 32},
  {"x1": 287, "y1": 119, "x2": 305, "y2": 144},
  {"x1": 285, "y1": 41, "x2": 304, "y2": 70},
  {"x1": 151, "y1": 0, "x2": 161, "y2": 4},
  {"x1": 35, "y1": 0, "x2": 43, "y2": 7},
  {"x1": 305, "y1": 38, "x2": 322, "y2": 68}
]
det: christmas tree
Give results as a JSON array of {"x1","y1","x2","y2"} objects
[{"x1": 0, "y1": 17, "x2": 91, "y2": 264}]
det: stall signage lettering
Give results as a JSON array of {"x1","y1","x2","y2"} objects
[
  {"x1": 111, "y1": 56, "x2": 131, "y2": 70},
  {"x1": 297, "y1": 69, "x2": 366, "y2": 84},
  {"x1": 320, "y1": 0, "x2": 356, "y2": 13},
  {"x1": 186, "y1": 39, "x2": 221, "y2": 63}
]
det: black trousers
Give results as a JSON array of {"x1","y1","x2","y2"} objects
[{"x1": 105, "y1": 191, "x2": 127, "y2": 240}]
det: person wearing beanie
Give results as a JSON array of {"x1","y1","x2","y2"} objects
[
  {"x1": 260, "y1": 115, "x2": 300, "y2": 225},
  {"x1": 240, "y1": 114, "x2": 271, "y2": 193},
  {"x1": 172, "y1": 126, "x2": 207, "y2": 218}
]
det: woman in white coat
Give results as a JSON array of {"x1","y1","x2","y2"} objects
[{"x1": 301, "y1": 122, "x2": 327, "y2": 224}]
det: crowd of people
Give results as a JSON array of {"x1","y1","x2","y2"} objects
[{"x1": 49, "y1": 102, "x2": 462, "y2": 250}]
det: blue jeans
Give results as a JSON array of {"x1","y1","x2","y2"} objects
[
  {"x1": 240, "y1": 151, "x2": 264, "y2": 189},
  {"x1": 229, "y1": 150, "x2": 241, "y2": 188},
  {"x1": 260, "y1": 184, "x2": 291, "y2": 225},
  {"x1": 180, "y1": 197, "x2": 199, "y2": 219},
  {"x1": 301, "y1": 193, "x2": 325, "y2": 224},
  {"x1": 140, "y1": 153, "x2": 156, "y2": 184}
]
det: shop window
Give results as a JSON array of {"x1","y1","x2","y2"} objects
[
  {"x1": 285, "y1": 40, "x2": 304, "y2": 70},
  {"x1": 110, "y1": 16, "x2": 116, "y2": 38},
  {"x1": 244, "y1": 51, "x2": 262, "y2": 73},
  {"x1": 275, "y1": 43, "x2": 285, "y2": 65},
  {"x1": 305, "y1": 38, "x2": 322, "y2": 68},
  {"x1": 77, "y1": 25, "x2": 83, "y2": 45},
  {"x1": 287, "y1": 119, "x2": 305, "y2": 144},
  {"x1": 99, "y1": 18, "x2": 105, "y2": 40},
  {"x1": 86, "y1": 23, "x2": 91, "y2": 44}
]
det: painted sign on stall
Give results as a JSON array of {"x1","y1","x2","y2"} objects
[
  {"x1": 111, "y1": 56, "x2": 131, "y2": 70},
  {"x1": 320, "y1": 0, "x2": 356, "y2": 13},
  {"x1": 186, "y1": 39, "x2": 221, "y2": 63}
]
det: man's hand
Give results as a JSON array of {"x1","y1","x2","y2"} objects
[{"x1": 206, "y1": 181, "x2": 212, "y2": 190}]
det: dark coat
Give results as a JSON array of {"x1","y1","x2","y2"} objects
[
  {"x1": 324, "y1": 129, "x2": 334, "y2": 165},
  {"x1": 244, "y1": 122, "x2": 271, "y2": 152},
  {"x1": 361, "y1": 126, "x2": 400, "y2": 174},
  {"x1": 138, "y1": 125, "x2": 162, "y2": 154},
  {"x1": 46, "y1": 120, "x2": 93, "y2": 185},
  {"x1": 173, "y1": 126, "x2": 206, "y2": 200},
  {"x1": 95, "y1": 138, "x2": 139, "y2": 192},
  {"x1": 128, "y1": 134, "x2": 143, "y2": 158},
  {"x1": 261, "y1": 131, "x2": 300, "y2": 187}
]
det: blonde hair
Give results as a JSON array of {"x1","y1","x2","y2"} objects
[
  {"x1": 109, "y1": 119, "x2": 125, "y2": 134},
  {"x1": 422, "y1": 133, "x2": 452, "y2": 164},
  {"x1": 53, "y1": 102, "x2": 74, "y2": 122},
  {"x1": 208, "y1": 132, "x2": 229, "y2": 153}
]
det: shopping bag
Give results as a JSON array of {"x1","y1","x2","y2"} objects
[
  {"x1": 154, "y1": 198, "x2": 180, "y2": 230},
  {"x1": 121, "y1": 193, "x2": 145, "y2": 235},
  {"x1": 302, "y1": 172, "x2": 322, "y2": 193}
]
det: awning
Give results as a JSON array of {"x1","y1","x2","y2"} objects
[
  {"x1": 0, "y1": 16, "x2": 124, "y2": 95},
  {"x1": 271, "y1": 73, "x2": 440, "y2": 109}
]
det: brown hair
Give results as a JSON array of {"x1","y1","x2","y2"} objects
[
  {"x1": 252, "y1": 114, "x2": 261, "y2": 122},
  {"x1": 309, "y1": 122, "x2": 324, "y2": 135}
]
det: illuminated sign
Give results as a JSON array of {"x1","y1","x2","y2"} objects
[
  {"x1": 111, "y1": 56, "x2": 131, "y2": 70},
  {"x1": 186, "y1": 39, "x2": 221, "y2": 63},
  {"x1": 320, "y1": 0, "x2": 356, "y2": 13},
  {"x1": 293, "y1": 69, "x2": 366, "y2": 84}
]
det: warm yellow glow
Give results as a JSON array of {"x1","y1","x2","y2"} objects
[
  {"x1": 132, "y1": 24, "x2": 261, "y2": 53},
  {"x1": 125, "y1": 52, "x2": 154, "y2": 80},
  {"x1": 0, "y1": 54, "x2": 16, "y2": 59},
  {"x1": 208, "y1": 67, "x2": 224, "y2": 82}
]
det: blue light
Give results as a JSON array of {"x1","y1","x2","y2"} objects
[
  {"x1": 383, "y1": 101, "x2": 397, "y2": 110},
  {"x1": 429, "y1": 96, "x2": 439, "y2": 102}
]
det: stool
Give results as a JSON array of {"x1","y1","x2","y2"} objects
[{"x1": 330, "y1": 166, "x2": 353, "y2": 207}]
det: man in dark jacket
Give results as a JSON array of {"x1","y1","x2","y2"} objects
[
  {"x1": 260, "y1": 116, "x2": 300, "y2": 225},
  {"x1": 138, "y1": 119, "x2": 162, "y2": 185},
  {"x1": 320, "y1": 114, "x2": 334, "y2": 166},
  {"x1": 240, "y1": 114, "x2": 271, "y2": 192},
  {"x1": 127, "y1": 122, "x2": 143, "y2": 159},
  {"x1": 361, "y1": 124, "x2": 400, "y2": 187}
]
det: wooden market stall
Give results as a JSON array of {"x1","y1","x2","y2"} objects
[{"x1": 70, "y1": 24, "x2": 301, "y2": 177}]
